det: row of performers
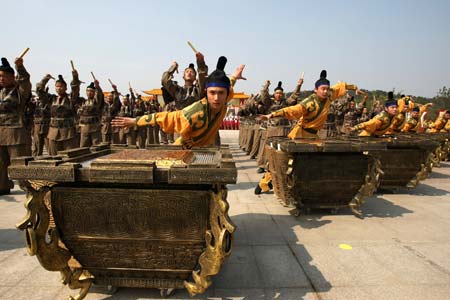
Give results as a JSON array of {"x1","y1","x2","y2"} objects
[
  {"x1": 0, "y1": 53, "x2": 245, "y2": 195},
  {"x1": 236, "y1": 72, "x2": 449, "y2": 194},
  {"x1": 239, "y1": 80, "x2": 445, "y2": 141}
]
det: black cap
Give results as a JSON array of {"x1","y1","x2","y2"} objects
[
  {"x1": 412, "y1": 107, "x2": 420, "y2": 112},
  {"x1": 385, "y1": 92, "x2": 397, "y2": 108},
  {"x1": 86, "y1": 82, "x2": 96, "y2": 90},
  {"x1": 56, "y1": 75, "x2": 67, "y2": 86},
  {"x1": 0, "y1": 58, "x2": 14, "y2": 75},
  {"x1": 274, "y1": 81, "x2": 283, "y2": 92},
  {"x1": 387, "y1": 91, "x2": 394, "y2": 101},
  {"x1": 205, "y1": 56, "x2": 230, "y2": 90},
  {"x1": 315, "y1": 70, "x2": 330, "y2": 88},
  {"x1": 185, "y1": 63, "x2": 196, "y2": 73}
]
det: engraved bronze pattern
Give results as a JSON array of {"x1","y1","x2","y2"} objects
[
  {"x1": 350, "y1": 155, "x2": 383, "y2": 218},
  {"x1": 184, "y1": 185, "x2": 236, "y2": 296},
  {"x1": 12, "y1": 146, "x2": 237, "y2": 298},
  {"x1": 16, "y1": 181, "x2": 93, "y2": 300}
]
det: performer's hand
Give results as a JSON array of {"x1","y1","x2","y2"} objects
[
  {"x1": 172, "y1": 61, "x2": 179, "y2": 73},
  {"x1": 196, "y1": 52, "x2": 204, "y2": 62},
  {"x1": 72, "y1": 69, "x2": 78, "y2": 77},
  {"x1": 266, "y1": 80, "x2": 271, "y2": 86},
  {"x1": 15, "y1": 57, "x2": 24, "y2": 67},
  {"x1": 257, "y1": 113, "x2": 272, "y2": 121},
  {"x1": 298, "y1": 78, "x2": 304, "y2": 86},
  {"x1": 350, "y1": 126, "x2": 358, "y2": 132},
  {"x1": 356, "y1": 89, "x2": 365, "y2": 95},
  {"x1": 232, "y1": 64, "x2": 246, "y2": 80},
  {"x1": 111, "y1": 117, "x2": 137, "y2": 128},
  {"x1": 45, "y1": 74, "x2": 55, "y2": 80},
  {"x1": 94, "y1": 79, "x2": 100, "y2": 87},
  {"x1": 112, "y1": 84, "x2": 117, "y2": 91}
]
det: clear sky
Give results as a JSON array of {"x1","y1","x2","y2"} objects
[{"x1": 3, "y1": 0, "x2": 450, "y2": 97}]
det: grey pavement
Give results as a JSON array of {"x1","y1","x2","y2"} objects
[{"x1": 1, "y1": 130, "x2": 450, "y2": 300}]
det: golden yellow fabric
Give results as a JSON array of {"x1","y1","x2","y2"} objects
[
  {"x1": 259, "y1": 171, "x2": 272, "y2": 193},
  {"x1": 401, "y1": 119, "x2": 417, "y2": 133},
  {"x1": 428, "y1": 117, "x2": 447, "y2": 133},
  {"x1": 397, "y1": 96, "x2": 415, "y2": 112},
  {"x1": 271, "y1": 82, "x2": 356, "y2": 139},
  {"x1": 136, "y1": 88, "x2": 234, "y2": 148},
  {"x1": 355, "y1": 111, "x2": 392, "y2": 137},
  {"x1": 385, "y1": 112, "x2": 406, "y2": 134},
  {"x1": 401, "y1": 104, "x2": 431, "y2": 133},
  {"x1": 445, "y1": 119, "x2": 450, "y2": 131}
]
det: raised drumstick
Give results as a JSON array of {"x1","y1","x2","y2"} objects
[
  {"x1": 18, "y1": 47, "x2": 30, "y2": 59},
  {"x1": 187, "y1": 41, "x2": 198, "y2": 53},
  {"x1": 70, "y1": 60, "x2": 75, "y2": 71},
  {"x1": 90, "y1": 72, "x2": 97, "y2": 81}
]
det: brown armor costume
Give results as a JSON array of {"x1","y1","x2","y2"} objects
[
  {"x1": 131, "y1": 94, "x2": 146, "y2": 149},
  {"x1": 101, "y1": 91, "x2": 121, "y2": 144},
  {"x1": 36, "y1": 75, "x2": 81, "y2": 155},
  {"x1": 118, "y1": 102, "x2": 136, "y2": 145},
  {"x1": 79, "y1": 85, "x2": 104, "y2": 147},
  {"x1": 161, "y1": 58, "x2": 208, "y2": 110},
  {"x1": 145, "y1": 100, "x2": 161, "y2": 146},
  {"x1": 0, "y1": 63, "x2": 32, "y2": 193},
  {"x1": 31, "y1": 98, "x2": 50, "y2": 156}
]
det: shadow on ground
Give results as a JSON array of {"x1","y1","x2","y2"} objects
[{"x1": 0, "y1": 228, "x2": 24, "y2": 252}]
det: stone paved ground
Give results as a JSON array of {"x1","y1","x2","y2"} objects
[{"x1": 1, "y1": 130, "x2": 450, "y2": 300}]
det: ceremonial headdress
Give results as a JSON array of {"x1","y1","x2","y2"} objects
[{"x1": 315, "y1": 70, "x2": 330, "y2": 88}]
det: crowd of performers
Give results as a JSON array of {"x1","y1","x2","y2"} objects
[
  {"x1": 1, "y1": 49, "x2": 449, "y2": 197},
  {"x1": 0, "y1": 52, "x2": 245, "y2": 195},
  {"x1": 237, "y1": 71, "x2": 449, "y2": 194}
]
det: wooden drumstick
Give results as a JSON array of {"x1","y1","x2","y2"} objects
[
  {"x1": 108, "y1": 78, "x2": 114, "y2": 86},
  {"x1": 301, "y1": 72, "x2": 305, "y2": 80},
  {"x1": 187, "y1": 41, "x2": 198, "y2": 53},
  {"x1": 90, "y1": 72, "x2": 97, "y2": 81},
  {"x1": 70, "y1": 60, "x2": 75, "y2": 71},
  {"x1": 18, "y1": 47, "x2": 30, "y2": 59}
]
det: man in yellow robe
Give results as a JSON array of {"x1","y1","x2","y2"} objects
[
  {"x1": 259, "y1": 70, "x2": 360, "y2": 139},
  {"x1": 401, "y1": 103, "x2": 433, "y2": 133},
  {"x1": 112, "y1": 57, "x2": 245, "y2": 148},
  {"x1": 351, "y1": 92, "x2": 398, "y2": 136},
  {"x1": 385, "y1": 95, "x2": 413, "y2": 134},
  {"x1": 427, "y1": 110, "x2": 450, "y2": 133},
  {"x1": 255, "y1": 70, "x2": 361, "y2": 194}
]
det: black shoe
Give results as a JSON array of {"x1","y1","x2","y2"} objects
[
  {"x1": 0, "y1": 189, "x2": 11, "y2": 195},
  {"x1": 268, "y1": 181, "x2": 273, "y2": 190},
  {"x1": 256, "y1": 167, "x2": 265, "y2": 174},
  {"x1": 254, "y1": 185, "x2": 262, "y2": 195}
]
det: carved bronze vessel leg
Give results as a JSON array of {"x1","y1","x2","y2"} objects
[
  {"x1": 184, "y1": 185, "x2": 236, "y2": 296},
  {"x1": 16, "y1": 180, "x2": 93, "y2": 300}
]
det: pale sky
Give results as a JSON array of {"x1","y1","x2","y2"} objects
[{"x1": 3, "y1": 0, "x2": 450, "y2": 97}]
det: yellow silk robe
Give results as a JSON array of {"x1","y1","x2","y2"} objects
[
  {"x1": 271, "y1": 82, "x2": 357, "y2": 139},
  {"x1": 136, "y1": 87, "x2": 234, "y2": 148},
  {"x1": 428, "y1": 117, "x2": 448, "y2": 133},
  {"x1": 354, "y1": 111, "x2": 393, "y2": 137},
  {"x1": 401, "y1": 105, "x2": 430, "y2": 133}
]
